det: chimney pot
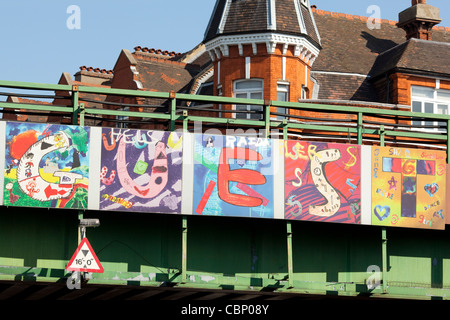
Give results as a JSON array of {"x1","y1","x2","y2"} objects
[
  {"x1": 398, "y1": 0, "x2": 441, "y2": 40},
  {"x1": 412, "y1": 0, "x2": 426, "y2": 5}
]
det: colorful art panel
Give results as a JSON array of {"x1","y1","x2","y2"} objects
[
  {"x1": 193, "y1": 134, "x2": 274, "y2": 218},
  {"x1": 3, "y1": 122, "x2": 90, "y2": 209},
  {"x1": 99, "y1": 128, "x2": 183, "y2": 213},
  {"x1": 284, "y1": 141, "x2": 362, "y2": 224},
  {"x1": 371, "y1": 146, "x2": 446, "y2": 230}
]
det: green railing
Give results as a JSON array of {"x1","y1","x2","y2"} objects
[{"x1": 0, "y1": 79, "x2": 449, "y2": 156}]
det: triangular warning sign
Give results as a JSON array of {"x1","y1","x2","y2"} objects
[{"x1": 66, "y1": 238, "x2": 104, "y2": 273}]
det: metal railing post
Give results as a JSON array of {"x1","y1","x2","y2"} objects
[
  {"x1": 264, "y1": 100, "x2": 271, "y2": 138},
  {"x1": 72, "y1": 85, "x2": 79, "y2": 125},
  {"x1": 169, "y1": 91, "x2": 176, "y2": 131},
  {"x1": 357, "y1": 112, "x2": 363, "y2": 145},
  {"x1": 379, "y1": 125, "x2": 385, "y2": 147}
]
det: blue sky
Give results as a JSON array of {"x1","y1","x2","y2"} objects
[{"x1": 0, "y1": 0, "x2": 448, "y2": 85}]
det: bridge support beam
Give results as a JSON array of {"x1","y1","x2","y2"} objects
[
  {"x1": 181, "y1": 215, "x2": 188, "y2": 283},
  {"x1": 286, "y1": 221, "x2": 294, "y2": 288},
  {"x1": 382, "y1": 227, "x2": 388, "y2": 293}
]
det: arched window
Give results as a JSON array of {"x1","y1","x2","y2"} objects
[{"x1": 233, "y1": 79, "x2": 264, "y2": 120}]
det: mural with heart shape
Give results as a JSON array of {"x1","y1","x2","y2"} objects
[
  {"x1": 424, "y1": 183, "x2": 439, "y2": 197},
  {"x1": 371, "y1": 146, "x2": 446, "y2": 230}
]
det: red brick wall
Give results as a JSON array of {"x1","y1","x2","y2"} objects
[
  {"x1": 390, "y1": 73, "x2": 450, "y2": 106},
  {"x1": 213, "y1": 43, "x2": 313, "y2": 118}
]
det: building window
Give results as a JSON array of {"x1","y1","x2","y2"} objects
[
  {"x1": 301, "y1": 85, "x2": 308, "y2": 100},
  {"x1": 411, "y1": 86, "x2": 450, "y2": 131},
  {"x1": 233, "y1": 79, "x2": 264, "y2": 120},
  {"x1": 276, "y1": 82, "x2": 289, "y2": 120}
]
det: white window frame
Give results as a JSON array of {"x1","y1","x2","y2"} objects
[
  {"x1": 276, "y1": 82, "x2": 289, "y2": 120},
  {"x1": 411, "y1": 85, "x2": 450, "y2": 132},
  {"x1": 233, "y1": 79, "x2": 264, "y2": 120}
]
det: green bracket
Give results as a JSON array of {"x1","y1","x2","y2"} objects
[
  {"x1": 72, "y1": 85, "x2": 79, "y2": 126},
  {"x1": 379, "y1": 125, "x2": 385, "y2": 147},
  {"x1": 79, "y1": 103, "x2": 85, "y2": 127},
  {"x1": 357, "y1": 112, "x2": 363, "y2": 145},
  {"x1": 183, "y1": 110, "x2": 188, "y2": 133},
  {"x1": 286, "y1": 221, "x2": 294, "y2": 289},
  {"x1": 169, "y1": 91, "x2": 176, "y2": 132}
]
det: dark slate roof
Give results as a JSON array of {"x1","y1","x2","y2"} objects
[
  {"x1": 311, "y1": 7, "x2": 450, "y2": 75},
  {"x1": 312, "y1": 72, "x2": 380, "y2": 102},
  {"x1": 309, "y1": 7, "x2": 450, "y2": 102},
  {"x1": 301, "y1": 4, "x2": 321, "y2": 45},
  {"x1": 204, "y1": 0, "x2": 228, "y2": 43},
  {"x1": 311, "y1": 9, "x2": 405, "y2": 75},
  {"x1": 222, "y1": 0, "x2": 268, "y2": 35},
  {"x1": 133, "y1": 51, "x2": 201, "y2": 93},
  {"x1": 370, "y1": 38, "x2": 450, "y2": 79},
  {"x1": 204, "y1": 0, "x2": 321, "y2": 47}
]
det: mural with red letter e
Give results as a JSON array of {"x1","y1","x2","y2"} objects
[{"x1": 193, "y1": 134, "x2": 274, "y2": 218}]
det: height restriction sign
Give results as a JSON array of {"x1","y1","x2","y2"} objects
[{"x1": 66, "y1": 238, "x2": 104, "y2": 273}]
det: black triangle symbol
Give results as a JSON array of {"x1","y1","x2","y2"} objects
[
  {"x1": 82, "y1": 250, "x2": 89, "y2": 257},
  {"x1": 41, "y1": 141, "x2": 53, "y2": 150},
  {"x1": 156, "y1": 152, "x2": 167, "y2": 159}
]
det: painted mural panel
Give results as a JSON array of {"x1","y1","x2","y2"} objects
[
  {"x1": 372, "y1": 146, "x2": 446, "y2": 230},
  {"x1": 284, "y1": 141, "x2": 362, "y2": 224},
  {"x1": 3, "y1": 122, "x2": 90, "y2": 209},
  {"x1": 99, "y1": 128, "x2": 183, "y2": 213},
  {"x1": 193, "y1": 134, "x2": 274, "y2": 218}
]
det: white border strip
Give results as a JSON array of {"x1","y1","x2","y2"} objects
[
  {"x1": 88, "y1": 126, "x2": 101, "y2": 211},
  {"x1": 181, "y1": 132, "x2": 194, "y2": 215},
  {"x1": 361, "y1": 145, "x2": 372, "y2": 225},
  {"x1": 273, "y1": 139, "x2": 285, "y2": 220}
]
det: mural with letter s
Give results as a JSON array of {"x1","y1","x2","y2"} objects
[
  {"x1": 284, "y1": 141, "x2": 362, "y2": 224},
  {"x1": 99, "y1": 128, "x2": 183, "y2": 213},
  {"x1": 371, "y1": 146, "x2": 446, "y2": 230},
  {"x1": 192, "y1": 134, "x2": 274, "y2": 218},
  {"x1": 3, "y1": 122, "x2": 90, "y2": 209}
]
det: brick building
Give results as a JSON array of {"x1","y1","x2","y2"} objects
[{"x1": 5, "y1": 0, "x2": 450, "y2": 131}]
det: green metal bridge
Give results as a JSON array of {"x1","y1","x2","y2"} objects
[{"x1": 0, "y1": 80, "x2": 449, "y2": 302}]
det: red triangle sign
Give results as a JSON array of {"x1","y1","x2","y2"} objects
[{"x1": 66, "y1": 238, "x2": 104, "y2": 273}]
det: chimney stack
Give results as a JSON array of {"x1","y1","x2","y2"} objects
[{"x1": 397, "y1": 0, "x2": 441, "y2": 40}]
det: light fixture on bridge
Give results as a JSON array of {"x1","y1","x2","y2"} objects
[
  {"x1": 78, "y1": 218, "x2": 100, "y2": 242},
  {"x1": 79, "y1": 218, "x2": 100, "y2": 228}
]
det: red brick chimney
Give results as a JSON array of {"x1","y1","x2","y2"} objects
[{"x1": 397, "y1": 0, "x2": 441, "y2": 40}]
